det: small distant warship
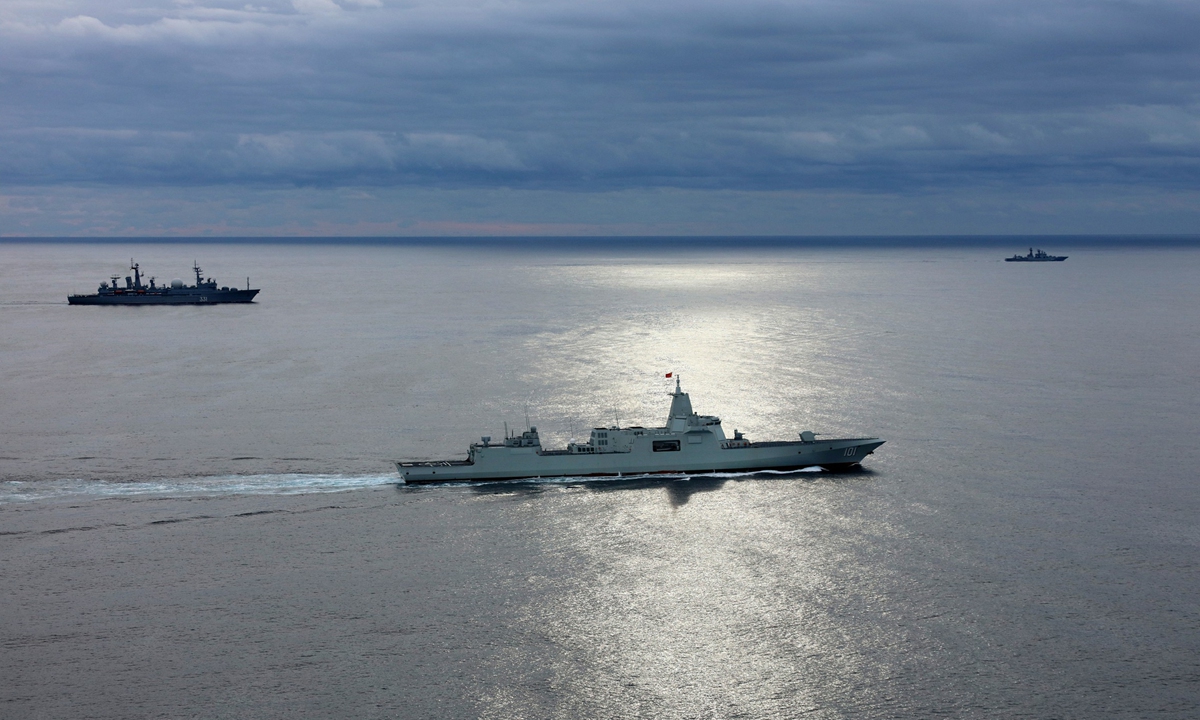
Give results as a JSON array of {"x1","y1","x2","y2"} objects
[
  {"x1": 396, "y1": 377, "x2": 885, "y2": 484},
  {"x1": 68, "y1": 261, "x2": 259, "y2": 305},
  {"x1": 1005, "y1": 248, "x2": 1067, "y2": 262}
]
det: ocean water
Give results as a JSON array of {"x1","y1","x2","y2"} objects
[{"x1": 2, "y1": 239, "x2": 1199, "y2": 718}]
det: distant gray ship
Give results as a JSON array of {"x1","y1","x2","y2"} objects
[
  {"x1": 68, "y1": 261, "x2": 259, "y2": 305},
  {"x1": 396, "y1": 378, "x2": 884, "y2": 484},
  {"x1": 1005, "y1": 248, "x2": 1067, "y2": 262}
]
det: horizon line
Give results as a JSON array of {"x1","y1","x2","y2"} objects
[{"x1": 3, "y1": 233, "x2": 1199, "y2": 247}]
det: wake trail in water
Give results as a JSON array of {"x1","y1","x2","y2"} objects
[{"x1": 0, "y1": 473, "x2": 399, "y2": 504}]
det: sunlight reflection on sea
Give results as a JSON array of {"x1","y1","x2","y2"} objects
[{"x1": 2, "y1": 241, "x2": 1199, "y2": 718}]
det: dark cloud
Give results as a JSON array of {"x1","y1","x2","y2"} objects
[{"x1": 1, "y1": 1, "x2": 1199, "y2": 214}]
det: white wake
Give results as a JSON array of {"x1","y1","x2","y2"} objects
[{"x1": 0, "y1": 473, "x2": 399, "y2": 504}]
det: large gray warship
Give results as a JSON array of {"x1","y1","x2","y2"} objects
[
  {"x1": 396, "y1": 378, "x2": 884, "y2": 484},
  {"x1": 1005, "y1": 248, "x2": 1067, "y2": 262},
  {"x1": 68, "y1": 261, "x2": 259, "y2": 305}
]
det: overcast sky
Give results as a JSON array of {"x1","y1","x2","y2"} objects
[{"x1": 2, "y1": 0, "x2": 1198, "y2": 236}]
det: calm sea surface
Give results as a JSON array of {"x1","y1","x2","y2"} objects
[{"x1": 2, "y1": 240, "x2": 1198, "y2": 718}]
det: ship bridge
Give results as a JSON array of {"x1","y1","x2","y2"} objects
[{"x1": 665, "y1": 376, "x2": 726, "y2": 440}]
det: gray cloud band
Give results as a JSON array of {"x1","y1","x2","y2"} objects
[{"x1": 1, "y1": 0, "x2": 1198, "y2": 192}]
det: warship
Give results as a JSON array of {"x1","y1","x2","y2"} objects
[
  {"x1": 1005, "y1": 248, "x2": 1067, "y2": 262},
  {"x1": 396, "y1": 377, "x2": 885, "y2": 484},
  {"x1": 68, "y1": 261, "x2": 259, "y2": 305}
]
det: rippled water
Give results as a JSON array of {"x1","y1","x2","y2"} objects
[{"x1": 2, "y1": 239, "x2": 1199, "y2": 718}]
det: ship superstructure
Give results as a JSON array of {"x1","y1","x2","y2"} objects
[
  {"x1": 68, "y1": 261, "x2": 259, "y2": 305},
  {"x1": 396, "y1": 378, "x2": 884, "y2": 484}
]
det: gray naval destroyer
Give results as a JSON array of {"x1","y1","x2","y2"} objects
[
  {"x1": 68, "y1": 261, "x2": 259, "y2": 305},
  {"x1": 1005, "y1": 248, "x2": 1067, "y2": 262},
  {"x1": 396, "y1": 378, "x2": 884, "y2": 484}
]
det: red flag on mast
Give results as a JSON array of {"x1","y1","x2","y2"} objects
[{"x1": 665, "y1": 372, "x2": 673, "y2": 378}]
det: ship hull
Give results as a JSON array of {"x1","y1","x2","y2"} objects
[
  {"x1": 1004, "y1": 257, "x2": 1067, "y2": 262},
  {"x1": 68, "y1": 289, "x2": 259, "y2": 305},
  {"x1": 397, "y1": 437, "x2": 884, "y2": 484}
]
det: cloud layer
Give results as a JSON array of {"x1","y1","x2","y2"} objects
[{"x1": 1, "y1": 0, "x2": 1199, "y2": 233}]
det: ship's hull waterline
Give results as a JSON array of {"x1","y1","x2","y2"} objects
[{"x1": 68, "y1": 290, "x2": 259, "y2": 305}]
